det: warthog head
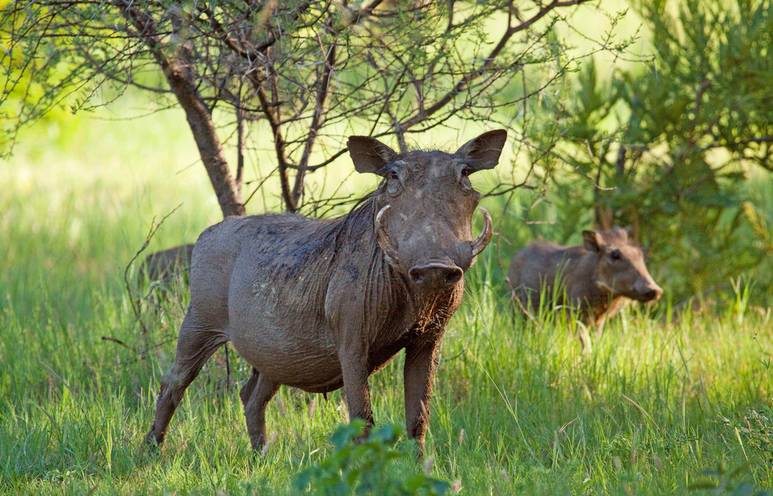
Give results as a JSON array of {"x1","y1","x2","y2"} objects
[
  {"x1": 582, "y1": 227, "x2": 663, "y2": 302},
  {"x1": 347, "y1": 130, "x2": 507, "y2": 291}
]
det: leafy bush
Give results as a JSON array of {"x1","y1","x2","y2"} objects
[{"x1": 294, "y1": 420, "x2": 452, "y2": 496}]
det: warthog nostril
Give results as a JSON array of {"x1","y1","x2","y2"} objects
[
  {"x1": 409, "y1": 263, "x2": 463, "y2": 288},
  {"x1": 445, "y1": 269, "x2": 462, "y2": 285},
  {"x1": 640, "y1": 287, "x2": 662, "y2": 302}
]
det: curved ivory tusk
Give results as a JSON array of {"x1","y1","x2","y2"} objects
[
  {"x1": 375, "y1": 205, "x2": 400, "y2": 265},
  {"x1": 470, "y1": 207, "x2": 493, "y2": 257}
]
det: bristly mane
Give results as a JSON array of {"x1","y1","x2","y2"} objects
[{"x1": 320, "y1": 182, "x2": 386, "y2": 255}]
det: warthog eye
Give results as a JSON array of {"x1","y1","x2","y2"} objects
[
  {"x1": 458, "y1": 165, "x2": 474, "y2": 192},
  {"x1": 609, "y1": 249, "x2": 621, "y2": 261}
]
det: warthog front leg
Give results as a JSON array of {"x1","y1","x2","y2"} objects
[
  {"x1": 240, "y1": 368, "x2": 279, "y2": 451},
  {"x1": 339, "y1": 351, "x2": 374, "y2": 432},
  {"x1": 404, "y1": 337, "x2": 441, "y2": 457}
]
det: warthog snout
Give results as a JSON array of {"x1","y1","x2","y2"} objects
[
  {"x1": 409, "y1": 261, "x2": 464, "y2": 288},
  {"x1": 635, "y1": 281, "x2": 663, "y2": 302},
  {"x1": 375, "y1": 205, "x2": 494, "y2": 280}
]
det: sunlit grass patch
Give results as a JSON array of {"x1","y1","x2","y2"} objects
[{"x1": 1, "y1": 109, "x2": 771, "y2": 494}]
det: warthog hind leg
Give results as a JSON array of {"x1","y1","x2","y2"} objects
[
  {"x1": 240, "y1": 368, "x2": 279, "y2": 450},
  {"x1": 145, "y1": 313, "x2": 227, "y2": 447}
]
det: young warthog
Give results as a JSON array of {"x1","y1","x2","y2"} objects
[
  {"x1": 140, "y1": 244, "x2": 194, "y2": 282},
  {"x1": 508, "y1": 227, "x2": 662, "y2": 326},
  {"x1": 145, "y1": 130, "x2": 507, "y2": 454}
]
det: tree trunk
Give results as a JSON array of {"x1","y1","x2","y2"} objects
[
  {"x1": 172, "y1": 79, "x2": 245, "y2": 217},
  {"x1": 120, "y1": 3, "x2": 244, "y2": 218}
]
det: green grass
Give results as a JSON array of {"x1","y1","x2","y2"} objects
[{"x1": 1, "y1": 107, "x2": 772, "y2": 495}]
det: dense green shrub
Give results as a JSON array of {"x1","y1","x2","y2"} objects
[
  {"x1": 294, "y1": 421, "x2": 452, "y2": 496},
  {"x1": 525, "y1": 0, "x2": 771, "y2": 300}
]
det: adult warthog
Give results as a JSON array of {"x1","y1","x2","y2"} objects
[{"x1": 145, "y1": 130, "x2": 507, "y2": 454}]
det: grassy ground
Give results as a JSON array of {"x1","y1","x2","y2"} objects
[{"x1": 1, "y1": 107, "x2": 771, "y2": 495}]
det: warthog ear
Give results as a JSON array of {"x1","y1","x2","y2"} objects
[
  {"x1": 582, "y1": 230, "x2": 603, "y2": 252},
  {"x1": 607, "y1": 225, "x2": 631, "y2": 243},
  {"x1": 347, "y1": 136, "x2": 399, "y2": 175},
  {"x1": 454, "y1": 129, "x2": 507, "y2": 172}
]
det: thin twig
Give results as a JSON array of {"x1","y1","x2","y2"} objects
[{"x1": 123, "y1": 204, "x2": 182, "y2": 351}]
